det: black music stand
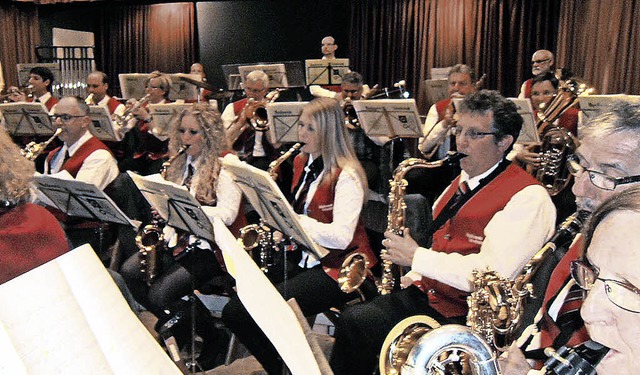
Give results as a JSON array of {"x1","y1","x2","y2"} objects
[
  {"x1": 126, "y1": 172, "x2": 214, "y2": 242},
  {"x1": 267, "y1": 101, "x2": 308, "y2": 144},
  {"x1": 304, "y1": 58, "x2": 350, "y2": 86},
  {"x1": 88, "y1": 105, "x2": 120, "y2": 142},
  {"x1": 0, "y1": 102, "x2": 55, "y2": 136},
  {"x1": 237, "y1": 63, "x2": 289, "y2": 89}
]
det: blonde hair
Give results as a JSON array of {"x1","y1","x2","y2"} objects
[
  {"x1": 0, "y1": 129, "x2": 35, "y2": 206},
  {"x1": 300, "y1": 97, "x2": 368, "y2": 193},
  {"x1": 164, "y1": 103, "x2": 229, "y2": 205}
]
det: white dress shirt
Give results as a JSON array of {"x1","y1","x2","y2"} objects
[
  {"x1": 420, "y1": 103, "x2": 453, "y2": 159},
  {"x1": 221, "y1": 102, "x2": 267, "y2": 157}
]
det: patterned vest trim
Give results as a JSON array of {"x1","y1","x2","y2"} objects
[
  {"x1": 421, "y1": 163, "x2": 540, "y2": 318},
  {"x1": 292, "y1": 154, "x2": 377, "y2": 280},
  {"x1": 46, "y1": 136, "x2": 112, "y2": 178}
]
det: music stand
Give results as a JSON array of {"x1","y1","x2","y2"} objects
[
  {"x1": 88, "y1": 105, "x2": 120, "y2": 141},
  {"x1": 222, "y1": 154, "x2": 328, "y2": 260},
  {"x1": 579, "y1": 94, "x2": 631, "y2": 120},
  {"x1": 304, "y1": 58, "x2": 349, "y2": 86},
  {"x1": 166, "y1": 74, "x2": 200, "y2": 102},
  {"x1": 352, "y1": 99, "x2": 423, "y2": 139},
  {"x1": 148, "y1": 103, "x2": 192, "y2": 137},
  {"x1": 422, "y1": 79, "x2": 449, "y2": 110},
  {"x1": 430, "y1": 66, "x2": 452, "y2": 80},
  {"x1": 118, "y1": 73, "x2": 149, "y2": 100},
  {"x1": 238, "y1": 63, "x2": 289, "y2": 89},
  {"x1": 34, "y1": 175, "x2": 135, "y2": 227},
  {"x1": 0, "y1": 102, "x2": 55, "y2": 136},
  {"x1": 508, "y1": 98, "x2": 540, "y2": 144},
  {"x1": 267, "y1": 101, "x2": 308, "y2": 144},
  {"x1": 17, "y1": 63, "x2": 61, "y2": 87},
  {"x1": 126, "y1": 172, "x2": 214, "y2": 242}
]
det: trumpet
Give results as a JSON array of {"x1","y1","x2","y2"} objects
[
  {"x1": 227, "y1": 89, "x2": 283, "y2": 146},
  {"x1": 0, "y1": 86, "x2": 31, "y2": 102},
  {"x1": 114, "y1": 94, "x2": 151, "y2": 127},
  {"x1": 20, "y1": 128, "x2": 63, "y2": 161}
]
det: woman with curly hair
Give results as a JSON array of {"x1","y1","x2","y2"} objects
[
  {"x1": 0, "y1": 129, "x2": 68, "y2": 284},
  {"x1": 120, "y1": 103, "x2": 243, "y2": 369}
]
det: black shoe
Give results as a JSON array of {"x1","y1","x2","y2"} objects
[{"x1": 194, "y1": 329, "x2": 230, "y2": 371}]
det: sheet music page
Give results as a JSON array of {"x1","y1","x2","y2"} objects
[
  {"x1": 213, "y1": 217, "x2": 321, "y2": 375},
  {"x1": 0, "y1": 245, "x2": 180, "y2": 374}
]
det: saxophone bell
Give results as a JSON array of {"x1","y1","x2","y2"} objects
[
  {"x1": 20, "y1": 127, "x2": 63, "y2": 161},
  {"x1": 268, "y1": 142, "x2": 303, "y2": 180}
]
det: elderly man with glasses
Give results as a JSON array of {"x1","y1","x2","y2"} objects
[
  {"x1": 330, "y1": 90, "x2": 556, "y2": 375},
  {"x1": 499, "y1": 101, "x2": 640, "y2": 374},
  {"x1": 518, "y1": 49, "x2": 555, "y2": 99}
]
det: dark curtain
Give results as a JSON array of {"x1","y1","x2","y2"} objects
[
  {"x1": 95, "y1": 2, "x2": 196, "y2": 94},
  {"x1": 0, "y1": 3, "x2": 40, "y2": 89},
  {"x1": 349, "y1": 0, "x2": 560, "y2": 112},
  {"x1": 557, "y1": 0, "x2": 640, "y2": 95}
]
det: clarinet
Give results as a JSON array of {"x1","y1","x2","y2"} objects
[{"x1": 542, "y1": 340, "x2": 609, "y2": 375}]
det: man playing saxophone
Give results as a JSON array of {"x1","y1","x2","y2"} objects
[
  {"x1": 499, "y1": 101, "x2": 640, "y2": 374},
  {"x1": 329, "y1": 90, "x2": 556, "y2": 375},
  {"x1": 221, "y1": 69, "x2": 278, "y2": 170}
]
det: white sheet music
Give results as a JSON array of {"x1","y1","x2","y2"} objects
[{"x1": 0, "y1": 244, "x2": 180, "y2": 374}]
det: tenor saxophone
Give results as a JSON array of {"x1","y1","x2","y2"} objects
[
  {"x1": 379, "y1": 152, "x2": 464, "y2": 295},
  {"x1": 467, "y1": 210, "x2": 589, "y2": 351}
]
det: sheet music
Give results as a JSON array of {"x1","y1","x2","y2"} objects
[
  {"x1": 213, "y1": 218, "x2": 322, "y2": 375},
  {"x1": 267, "y1": 101, "x2": 307, "y2": 144},
  {"x1": 578, "y1": 94, "x2": 631, "y2": 119},
  {"x1": 0, "y1": 102, "x2": 54, "y2": 136},
  {"x1": 0, "y1": 245, "x2": 180, "y2": 374},
  {"x1": 352, "y1": 99, "x2": 423, "y2": 138},
  {"x1": 304, "y1": 58, "x2": 350, "y2": 86},
  {"x1": 508, "y1": 98, "x2": 540, "y2": 143},
  {"x1": 148, "y1": 103, "x2": 191, "y2": 136},
  {"x1": 88, "y1": 105, "x2": 119, "y2": 141}
]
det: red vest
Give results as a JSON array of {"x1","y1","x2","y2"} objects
[
  {"x1": 0, "y1": 203, "x2": 69, "y2": 284},
  {"x1": 421, "y1": 163, "x2": 540, "y2": 318},
  {"x1": 522, "y1": 78, "x2": 533, "y2": 99},
  {"x1": 231, "y1": 98, "x2": 275, "y2": 159},
  {"x1": 435, "y1": 98, "x2": 451, "y2": 122},
  {"x1": 46, "y1": 136, "x2": 112, "y2": 177},
  {"x1": 105, "y1": 96, "x2": 122, "y2": 114},
  {"x1": 292, "y1": 154, "x2": 377, "y2": 280},
  {"x1": 28, "y1": 96, "x2": 58, "y2": 111}
]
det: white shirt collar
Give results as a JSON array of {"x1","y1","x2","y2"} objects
[
  {"x1": 460, "y1": 159, "x2": 503, "y2": 191},
  {"x1": 66, "y1": 130, "x2": 93, "y2": 156}
]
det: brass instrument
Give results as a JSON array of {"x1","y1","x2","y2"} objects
[
  {"x1": 20, "y1": 128, "x2": 63, "y2": 161},
  {"x1": 268, "y1": 142, "x2": 303, "y2": 180},
  {"x1": 114, "y1": 93, "x2": 151, "y2": 127},
  {"x1": 380, "y1": 152, "x2": 465, "y2": 295},
  {"x1": 467, "y1": 211, "x2": 588, "y2": 352},
  {"x1": 527, "y1": 79, "x2": 588, "y2": 196},
  {"x1": 337, "y1": 252, "x2": 370, "y2": 300},
  {"x1": 160, "y1": 145, "x2": 190, "y2": 179},
  {"x1": 342, "y1": 83, "x2": 381, "y2": 129},
  {"x1": 227, "y1": 89, "x2": 283, "y2": 146},
  {"x1": 239, "y1": 221, "x2": 276, "y2": 273},
  {"x1": 85, "y1": 93, "x2": 95, "y2": 105},
  {"x1": 379, "y1": 315, "x2": 441, "y2": 375},
  {"x1": 0, "y1": 86, "x2": 28, "y2": 102}
]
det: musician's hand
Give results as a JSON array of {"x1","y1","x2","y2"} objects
[
  {"x1": 7, "y1": 86, "x2": 25, "y2": 102},
  {"x1": 382, "y1": 228, "x2": 418, "y2": 267},
  {"x1": 400, "y1": 276, "x2": 414, "y2": 289},
  {"x1": 516, "y1": 144, "x2": 542, "y2": 168},
  {"x1": 498, "y1": 343, "x2": 532, "y2": 375}
]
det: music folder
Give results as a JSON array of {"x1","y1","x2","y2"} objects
[
  {"x1": 0, "y1": 102, "x2": 55, "y2": 136},
  {"x1": 508, "y1": 98, "x2": 540, "y2": 144},
  {"x1": 34, "y1": 174, "x2": 136, "y2": 227},
  {"x1": 118, "y1": 73, "x2": 149, "y2": 100},
  {"x1": 166, "y1": 73, "x2": 200, "y2": 102},
  {"x1": 88, "y1": 105, "x2": 120, "y2": 141},
  {"x1": 238, "y1": 63, "x2": 289, "y2": 88},
  {"x1": 304, "y1": 58, "x2": 350, "y2": 86},
  {"x1": 222, "y1": 154, "x2": 328, "y2": 260},
  {"x1": 126, "y1": 172, "x2": 214, "y2": 242},
  {"x1": 352, "y1": 99, "x2": 423, "y2": 139},
  {"x1": 267, "y1": 101, "x2": 308, "y2": 144},
  {"x1": 148, "y1": 103, "x2": 192, "y2": 137}
]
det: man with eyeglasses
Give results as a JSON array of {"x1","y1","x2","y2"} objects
[
  {"x1": 330, "y1": 90, "x2": 556, "y2": 375},
  {"x1": 518, "y1": 49, "x2": 555, "y2": 99},
  {"x1": 499, "y1": 101, "x2": 640, "y2": 374}
]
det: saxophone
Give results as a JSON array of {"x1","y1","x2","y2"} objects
[
  {"x1": 268, "y1": 142, "x2": 302, "y2": 179},
  {"x1": 20, "y1": 128, "x2": 63, "y2": 161},
  {"x1": 136, "y1": 144, "x2": 190, "y2": 285},
  {"x1": 467, "y1": 210, "x2": 589, "y2": 352},
  {"x1": 379, "y1": 152, "x2": 464, "y2": 295}
]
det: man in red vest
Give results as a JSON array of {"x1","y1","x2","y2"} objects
[
  {"x1": 518, "y1": 49, "x2": 555, "y2": 99},
  {"x1": 499, "y1": 101, "x2": 640, "y2": 374},
  {"x1": 330, "y1": 90, "x2": 557, "y2": 375}
]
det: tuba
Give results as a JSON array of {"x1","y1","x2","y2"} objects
[
  {"x1": 20, "y1": 128, "x2": 63, "y2": 161},
  {"x1": 380, "y1": 152, "x2": 465, "y2": 295},
  {"x1": 528, "y1": 79, "x2": 588, "y2": 196}
]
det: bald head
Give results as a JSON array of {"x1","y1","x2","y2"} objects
[
  {"x1": 321, "y1": 36, "x2": 338, "y2": 59},
  {"x1": 531, "y1": 49, "x2": 554, "y2": 76}
]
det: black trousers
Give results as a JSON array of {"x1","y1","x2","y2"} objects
[
  {"x1": 329, "y1": 285, "x2": 465, "y2": 375},
  {"x1": 221, "y1": 265, "x2": 374, "y2": 375}
]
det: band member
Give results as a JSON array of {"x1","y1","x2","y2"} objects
[
  {"x1": 574, "y1": 187, "x2": 640, "y2": 375},
  {"x1": 189, "y1": 62, "x2": 214, "y2": 103},
  {"x1": 119, "y1": 71, "x2": 172, "y2": 175},
  {"x1": 0, "y1": 129, "x2": 68, "y2": 284},
  {"x1": 120, "y1": 104, "x2": 243, "y2": 370},
  {"x1": 85, "y1": 71, "x2": 128, "y2": 161},
  {"x1": 221, "y1": 98, "x2": 378, "y2": 375},
  {"x1": 221, "y1": 70, "x2": 277, "y2": 170},
  {"x1": 321, "y1": 35, "x2": 338, "y2": 60},
  {"x1": 499, "y1": 101, "x2": 640, "y2": 373},
  {"x1": 519, "y1": 49, "x2": 555, "y2": 99},
  {"x1": 330, "y1": 90, "x2": 556, "y2": 375}
]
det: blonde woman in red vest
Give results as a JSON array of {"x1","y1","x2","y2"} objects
[
  {"x1": 119, "y1": 103, "x2": 243, "y2": 370},
  {"x1": 221, "y1": 97, "x2": 378, "y2": 374}
]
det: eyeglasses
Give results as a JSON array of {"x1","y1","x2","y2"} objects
[
  {"x1": 86, "y1": 84, "x2": 101, "y2": 88},
  {"x1": 452, "y1": 126, "x2": 497, "y2": 140},
  {"x1": 567, "y1": 154, "x2": 640, "y2": 190},
  {"x1": 178, "y1": 128, "x2": 199, "y2": 136},
  {"x1": 531, "y1": 58, "x2": 552, "y2": 65},
  {"x1": 571, "y1": 259, "x2": 640, "y2": 313},
  {"x1": 49, "y1": 114, "x2": 85, "y2": 122}
]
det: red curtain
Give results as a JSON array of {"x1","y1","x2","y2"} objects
[{"x1": 0, "y1": 3, "x2": 40, "y2": 89}]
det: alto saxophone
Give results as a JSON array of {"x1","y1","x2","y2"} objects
[
  {"x1": 467, "y1": 210, "x2": 589, "y2": 351},
  {"x1": 379, "y1": 152, "x2": 464, "y2": 295},
  {"x1": 20, "y1": 128, "x2": 63, "y2": 161},
  {"x1": 160, "y1": 145, "x2": 190, "y2": 179},
  {"x1": 268, "y1": 142, "x2": 302, "y2": 180}
]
